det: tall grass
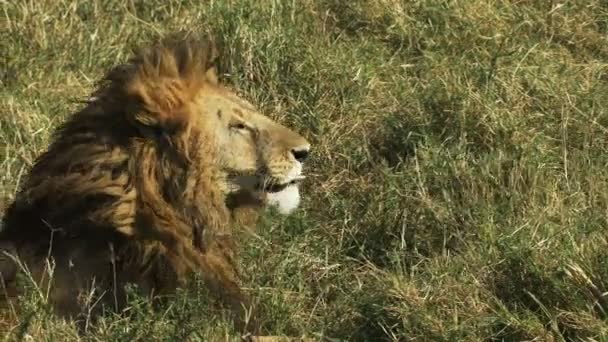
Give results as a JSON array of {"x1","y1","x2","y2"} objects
[{"x1": 2, "y1": 0, "x2": 608, "y2": 340}]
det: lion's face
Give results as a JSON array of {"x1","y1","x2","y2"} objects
[{"x1": 197, "y1": 85, "x2": 311, "y2": 215}]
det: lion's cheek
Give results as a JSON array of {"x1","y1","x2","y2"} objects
[{"x1": 266, "y1": 184, "x2": 301, "y2": 215}]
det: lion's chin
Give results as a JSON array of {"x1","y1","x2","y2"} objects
[
  {"x1": 227, "y1": 174, "x2": 304, "y2": 215},
  {"x1": 266, "y1": 184, "x2": 301, "y2": 215}
]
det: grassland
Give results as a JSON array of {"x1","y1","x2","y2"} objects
[{"x1": 2, "y1": 0, "x2": 608, "y2": 340}]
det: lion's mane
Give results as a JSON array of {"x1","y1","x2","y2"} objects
[{"x1": 1, "y1": 33, "x2": 256, "y2": 331}]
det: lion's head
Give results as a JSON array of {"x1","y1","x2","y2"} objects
[
  {"x1": 196, "y1": 78, "x2": 311, "y2": 215},
  {"x1": 99, "y1": 33, "x2": 311, "y2": 218}
]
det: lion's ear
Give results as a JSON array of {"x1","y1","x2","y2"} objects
[
  {"x1": 205, "y1": 66, "x2": 219, "y2": 85},
  {"x1": 128, "y1": 100, "x2": 190, "y2": 139},
  {"x1": 125, "y1": 77, "x2": 191, "y2": 137}
]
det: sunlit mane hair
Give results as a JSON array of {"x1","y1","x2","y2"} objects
[{"x1": 99, "y1": 32, "x2": 220, "y2": 135}]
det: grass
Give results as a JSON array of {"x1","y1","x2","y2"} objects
[{"x1": 2, "y1": 0, "x2": 608, "y2": 340}]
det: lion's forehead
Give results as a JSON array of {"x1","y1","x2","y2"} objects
[
  {"x1": 208, "y1": 89, "x2": 257, "y2": 113},
  {"x1": 206, "y1": 92, "x2": 282, "y2": 130},
  {"x1": 203, "y1": 88, "x2": 309, "y2": 165}
]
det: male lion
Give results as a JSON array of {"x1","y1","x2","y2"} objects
[{"x1": 0, "y1": 32, "x2": 310, "y2": 335}]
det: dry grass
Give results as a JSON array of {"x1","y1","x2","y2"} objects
[{"x1": 2, "y1": 0, "x2": 608, "y2": 340}]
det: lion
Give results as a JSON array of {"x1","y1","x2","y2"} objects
[{"x1": 0, "y1": 32, "x2": 311, "y2": 336}]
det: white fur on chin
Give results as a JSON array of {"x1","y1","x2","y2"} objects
[{"x1": 266, "y1": 184, "x2": 301, "y2": 215}]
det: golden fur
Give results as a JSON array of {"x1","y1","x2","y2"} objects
[{"x1": 0, "y1": 32, "x2": 310, "y2": 334}]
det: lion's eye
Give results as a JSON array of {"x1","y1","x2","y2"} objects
[{"x1": 230, "y1": 122, "x2": 248, "y2": 131}]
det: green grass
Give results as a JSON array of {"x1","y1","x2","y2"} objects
[{"x1": 2, "y1": 0, "x2": 608, "y2": 340}]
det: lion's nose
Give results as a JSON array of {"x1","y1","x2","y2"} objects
[{"x1": 291, "y1": 147, "x2": 310, "y2": 163}]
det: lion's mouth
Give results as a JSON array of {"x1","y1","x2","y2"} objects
[{"x1": 261, "y1": 176, "x2": 305, "y2": 193}]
